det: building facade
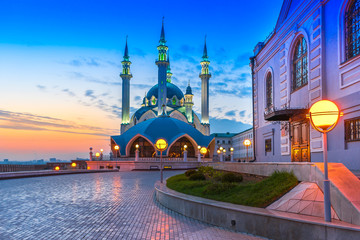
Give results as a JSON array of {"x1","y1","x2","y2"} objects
[
  {"x1": 252, "y1": 0, "x2": 360, "y2": 170},
  {"x1": 232, "y1": 128, "x2": 254, "y2": 161}
]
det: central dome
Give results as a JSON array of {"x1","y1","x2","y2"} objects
[{"x1": 146, "y1": 82, "x2": 184, "y2": 100}]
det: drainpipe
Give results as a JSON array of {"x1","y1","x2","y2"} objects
[{"x1": 250, "y1": 56, "x2": 256, "y2": 162}]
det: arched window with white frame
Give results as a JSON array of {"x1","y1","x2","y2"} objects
[
  {"x1": 345, "y1": 0, "x2": 360, "y2": 60},
  {"x1": 265, "y1": 72, "x2": 273, "y2": 109},
  {"x1": 292, "y1": 36, "x2": 308, "y2": 91}
]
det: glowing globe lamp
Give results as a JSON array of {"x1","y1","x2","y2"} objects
[
  {"x1": 223, "y1": 149, "x2": 226, "y2": 153},
  {"x1": 243, "y1": 139, "x2": 251, "y2": 147},
  {"x1": 197, "y1": 145, "x2": 201, "y2": 150},
  {"x1": 200, "y1": 147, "x2": 207, "y2": 155},
  {"x1": 184, "y1": 144, "x2": 187, "y2": 149},
  {"x1": 87, "y1": 166, "x2": 91, "y2": 170},
  {"x1": 230, "y1": 147, "x2": 234, "y2": 152},
  {"x1": 135, "y1": 144, "x2": 139, "y2": 149},
  {"x1": 114, "y1": 145, "x2": 119, "y2": 150},
  {"x1": 307, "y1": 100, "x2": 342, "y2": 133},
  {"x1": 100, "y1": 148, "x2": 104, "y2": 152},
  {"x1": 55, "y1": 166, "x2": 60, "y2": 171},
  {"x1": 71, "y1": 162, "x2": 77, "y2": 167},
  {"x1": 155, "y1": 138, "x2": 168, "y2": 151},
  {"x1": 217, "y1": 150, "x2": 221, "y2": 154},
  {"x1": 219, "y1": 147, "x2": 223, "y2": 151},
  {"x1": 95, "y1": 152, "x2": 100, "y2": 158}
]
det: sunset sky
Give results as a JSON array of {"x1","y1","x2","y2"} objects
[{"x1": 0, "y1": 0, "x2": 283, "y2": 161}]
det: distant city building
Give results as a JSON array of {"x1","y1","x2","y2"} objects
[
  {"x1": 3, "y1": 159, "x2": 9, "y2": 162},
  {"x1": 211, "y1": 132, "x2": 237, "y2": 161},
  {"x1": 232, "y1": 128, "x2": 254, "y2": 161},
  {"x1": 251, "y1": 0, "x2": 360, "y2": 170},
  {"x1": 49, "y1": 158, "x2": 57, "y2": 162},
  {"x1": 111, "y1": 20, "x2": 215, "y2": 158}
]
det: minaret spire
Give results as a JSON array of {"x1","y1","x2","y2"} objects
[
  {"x1": 202, "y1": 35, "x2": 208, "y2": 59},
  {"x1": 120, "y1": 36, "x2": 133, "y2": 134},
  {"x1": 199, "y1": 35, "x2": 211, "y2": 135},
  {"x1": 156, "y1": 18, "x2": 169, "y2": 115}
]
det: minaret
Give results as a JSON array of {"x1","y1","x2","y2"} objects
[
  {"x1": 184, "y1": 81, "x2": 194, "y2": 123},
  {"x1": 199, "y1": 36, "x2": 211, "y2": 135},
  {"x1": 166, "y1": 51, "x2": 172, "y2": 83},
  {"x1": 155, "y1": 17, "x2": 169, "y2": 115},
  {"x1": 120, "y1": 36, "x2": 133, "y2": 134}
]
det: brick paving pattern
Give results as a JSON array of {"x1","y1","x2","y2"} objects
[{"x1": 0, "y1": 171, "x2": 264, "y2": 240}]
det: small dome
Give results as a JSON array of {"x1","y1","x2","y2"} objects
[
  {"x1": 186, "y1": 85, "x2": 192, "y2": 95},
  {"x1": 146, "y1": 82, "x2": 184, "y2": 100}
]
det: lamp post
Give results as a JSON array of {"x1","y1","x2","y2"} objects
[
  {"x1": 183, "y1": 145, "x2": 188, "y2": 162},
  {"x1": 197, "y1": 145, "x2": 201, "y2": 162},
  {"x1": 114, "y1": 145, "x2": 119, "y2": 159},
  {"x1": 230, "y1": 147, "x2": 234, "y2": 162},
  {"x1": 219, "y1": 147, "x2": 223, "y2": 162},
  {"x1": 217, "y1": 149, "x2": 221, "y2": 162},
  {"x1": 135, "y1": 144, "x2": 139, "y2": 161},
  {"x1": 307, "y1": 100, "x2": 342, "y2": 222},
  {"x1": 243, "y1": 139, "x2": 251, "y2": 162},
  {"x1": 155, "y1": 138, "x2": 168, "y2": 183},
  {"x1": 223, "y1": 149, "x2": 226, "y2": 161},
  {"x1": 200, "y1": 147, "x2": 207, "y2": 164},
  {"x1": 89, "y1": 147, "x2": 93, "y2": 161},
  {"x1": 100, "y1": 148, "x2": 104, "y2": 160},
  {"x1": 71, "y1": 162, "x2": 77, "y2": 168}
]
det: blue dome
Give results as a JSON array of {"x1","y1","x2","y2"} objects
[
  {"x1": 112, "y1": 116, "x2": 214, "y2": 155},
  {"x1": 146, "y1": 82, "x2": 184, "y2": 100}
]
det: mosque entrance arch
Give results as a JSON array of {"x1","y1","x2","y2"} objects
[
  {"x1": 129, "y1": 137, "x2": 156, "y2": 157},
  {"x1": 168, "y1": 137, "x2": 195, "y2": 158}
]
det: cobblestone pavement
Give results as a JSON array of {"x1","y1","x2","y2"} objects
[{"x1": 0, "y1": 171, "x2": 265, "y2": 240}]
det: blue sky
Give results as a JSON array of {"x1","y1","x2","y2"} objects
[{"x1": 0, "y1": 0, "x2": 283, "y2": 160}]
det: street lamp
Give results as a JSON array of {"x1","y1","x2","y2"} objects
[
  {"x1": 135, "y1": 144, "x2": 139, "y2": 161},
  {"x1": 230, "y1": 147, "x2": 234, "y2": 162},
  {"x1": 183, "y1": 145, "x2": 188, "y2": 162},
  {"x1": 200, "y1": 147, "x2": 207, "y2": 163},
  {"x1": 95, "y1": 152, "x2": 100, "y2": 160},
  {"x1": 100, "y1": 148, "x2": 104, "y2": 160},
  {"x1": 197, "y1": 145, "x2": 201, "y2": 162},
  {"x1": 307, "y1": 100, "x2": 342, "y2": 222},
  {"x1": 114, "y1": 145, "x2": 119, "y2": 158},
  {"x1": 223, "y1": 149, "x2": 226, "y2": 161},
  {"x1": 243, "y1": 139, "x2": 251, "y2": 162},
  {"x1": 71, "y1": 162, "x2": 77, "y2": 168},
  {"x1": 155, "y1": 138, "x2": 168, "y2": 183},
  {"x1": 55, "y1": 166, "x2": 60, "y2": 171}
]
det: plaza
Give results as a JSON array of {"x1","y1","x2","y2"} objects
[{"x1": 0, "y1": 171, "x2": 261, "y2": 240}]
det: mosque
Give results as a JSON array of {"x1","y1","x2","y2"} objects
[{"x1": 111, "y1": 20, "x2": 215, "y2": 159}]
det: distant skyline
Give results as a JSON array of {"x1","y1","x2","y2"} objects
[{"x1": 0, "y1": 0, "x2": 283, "y2": 161}]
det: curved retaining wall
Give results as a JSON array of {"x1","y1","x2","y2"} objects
[{"x1": 155, "y1": 182, "x2": 360, "y2": 240}]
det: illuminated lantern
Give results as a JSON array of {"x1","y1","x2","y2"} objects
[
  {"x1": 71, "y1": 162, "x2": 76, "y2": 167},
  {"x1": 307, "y1": 100, "x2": 342, "y2": 133},
  {"x1": 155, "y1": 139, "x2": 168, "y2": 151},
  {"x1": 55, "y1": 166, "x2": 60, "y2": 171},
  {"x1": 243, "y1": 139, "x2": 251, "y2": 147}
]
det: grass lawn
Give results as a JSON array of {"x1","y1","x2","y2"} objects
[{"x1": 166, "y1": 170, "x2": 298, "y2": 208}]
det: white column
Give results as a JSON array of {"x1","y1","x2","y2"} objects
[
  {"x1": 183, "y1": 150, "x2": 188, "y2": 162},
  {"x1": 135, "y1": 149, "x2": 139, "y2": 161}
]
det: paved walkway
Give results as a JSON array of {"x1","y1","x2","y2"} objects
[{"x1": 0, "y1": 171, "x2": 264, "y2": 240}]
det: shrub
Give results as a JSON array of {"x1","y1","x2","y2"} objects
[
  {"x1": 198, "y1": 166, "x2": 216, "y2": 177},
  {"x1": 221, "y1": 172, "x2": 243, "y2": 183},
  {"x1": 189, "y1": 172, "x2": 206, "y2": 181},
  {"x1": 185, "y1": 169, "x2": 197, "y2": 177},
  {"x1": 203, "y1": 182, "x2": 235, "y2": 195}
]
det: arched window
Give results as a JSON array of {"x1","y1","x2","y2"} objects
[
  {"x1": 129, "y1": 137, "x2": 155, "y2": 157},
  {"x1": 292, "y1": 37, "x2": 308, "y2": 91},
  {"x1": 168, "y1": 137, "x2": 196, "y2": 158},
  {"x1": 265, "y1": 72, "x2": 273, "y2": 109},
  {"x1": 346, "y1": 0, "x2": 360, "y2": 60}
]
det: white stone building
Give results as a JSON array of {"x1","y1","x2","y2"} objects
[
  {"x1": 232, "y1": 128, "x2": 254, "y2": 161},
  {"x1": 251, "y1": 0, "x2": 360, "y2": 171}
]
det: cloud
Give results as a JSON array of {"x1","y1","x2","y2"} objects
[
  {"x1": 68, "y1": 57, "x2": 101, "y2": 67},
  {"x1": 134, "y1": 96, "x2": 142, "y2": 102},
  {"x1": 225, "y1": 110, "x2": 236, "y2": 117},
  {"x1": 0, "y1": 109, "x2": 118, "y2": 137},
  {"x1": 36, "y1": 85, "x2": 46, "y2": 91},
  {"x1": 62, "y1": 88, "x2": 75, "y2": 97},
  {"x1": 85, "y1": 89, "x2": 96, "y2": 100},
  {"x1": 239, "y1": 110, "x2": 246, "y2": 117}
]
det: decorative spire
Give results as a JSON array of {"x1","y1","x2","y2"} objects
[
  {"x1": 160, "y1": 17, "x2": 166, "y2": 45},
  {"x1": 186, "y1": 80, "x2": 193, "y2": 95},
  {"x1": 202, "y1": 35, "x2": 208, "y2": 60},
  {"x1": 124, "y1": 35, "x2": 129, "y2": 61}
]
